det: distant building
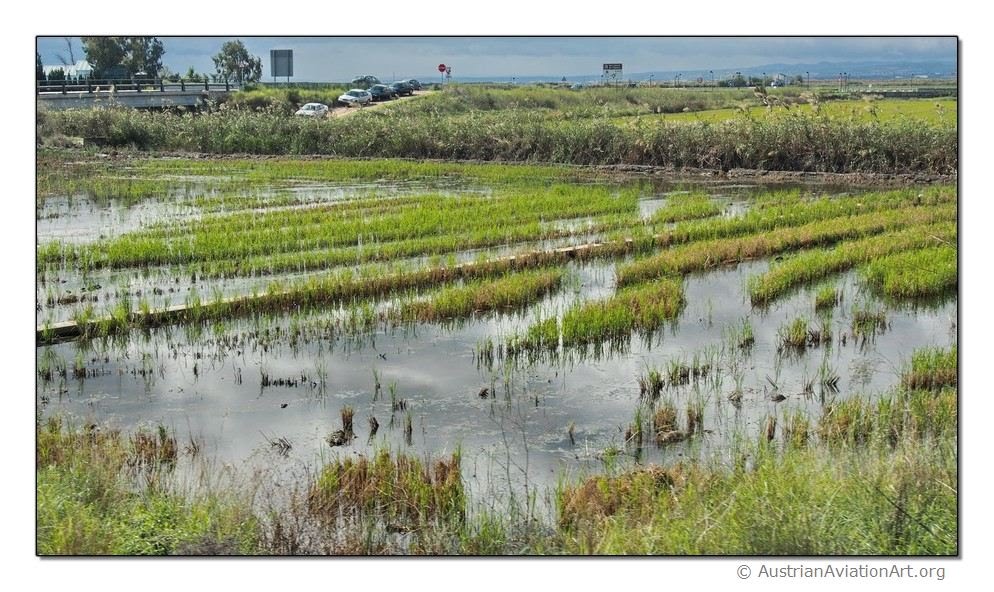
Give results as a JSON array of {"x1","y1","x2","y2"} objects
[{"x1": 43, "y1": 60, "x2": 93, "y2": 79}]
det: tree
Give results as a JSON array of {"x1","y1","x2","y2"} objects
[
  {"x1": 47, "y1": 68, "x2": 65, "y2": 82},
  {"x1": 81, "y1": 37, "x2": 127, "y2": 78},
  {"x1": 81, "y1": 37, "x2": 164, "y2": 78},
  {"x1": 184, "y1": 66, "x2": 203, "y2": 83},
  {"x1": 56, "y1": 37, "x2": 76, "y2": 66},
  {"x1": 212, "y1": 40, "x2": 262, "y2": 84},
  {"x1": 122, "y1": 37, "x2": 164, "y2": 77},
  {"x1": 36, "y1": 52, "x2": 45, "y2": 81}
]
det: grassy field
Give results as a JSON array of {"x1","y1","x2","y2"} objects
[
  {"x1": 38, "y1": 85, "x2": 957, "y2": 174},
  {"x1": 617, "y1": 97, "x2": 957, "y2": 126}
]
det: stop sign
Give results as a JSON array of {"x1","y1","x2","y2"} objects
[{"x1": 438, "y1": 64, "x2": 446, "y2": 73}]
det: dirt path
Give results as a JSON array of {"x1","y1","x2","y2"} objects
[{"x1": 327, "y1": 90, "x2": 434, "y2": 118}]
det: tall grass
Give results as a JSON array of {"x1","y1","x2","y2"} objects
[
  {"x1": 557, "y1": 382, "x2": 957, "y2": 554},
  {"x1": 901, "y1": 346, "x2": 957, "y2": 390},
  {"x1": 37, "y1": 418, "x2": 259, "y2": 555},
  {"x1": 42, "y1": 106, "x2": 956, "y2": 173},
  {"x1": 308, "y1": 449, "x2": 465, "y2": 531}
]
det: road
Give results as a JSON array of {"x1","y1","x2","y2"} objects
[{"x1": 327, "y1": 90, "x2": 434, "y2": 118}]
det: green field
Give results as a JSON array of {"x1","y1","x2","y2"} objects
[{"x1": 617, "y1": 98, "x2": 957, "y2": 125}]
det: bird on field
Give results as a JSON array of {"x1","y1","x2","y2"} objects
[
  {"x1": 478, "y1": 387, "x2": 490, "y2": 399},
  {"x1": 770, "y1": 393, "x2": 787, "y2": 403},
  {"x1": 280, "y1": 402, "x2": 288, "y2": 409},
  {"x1": 378, "y1": 353, "x2": 387, "y2": 360}
]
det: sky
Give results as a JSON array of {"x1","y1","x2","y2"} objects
[{"x1": 35, "y1": 36, "x2": 957, "y2": 82}]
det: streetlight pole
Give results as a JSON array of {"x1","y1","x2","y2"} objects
[
  {"x1": 806, "y1": 71, "x2": 810, "y2": 88},
  {"x1": 710, "y1": 70, "x2": 714, "y2": 87}
]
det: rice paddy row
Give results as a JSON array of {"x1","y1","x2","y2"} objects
[
  {"x1": 393, "y1": 269, "x2": 565, "y2": 323},
  {"x1": 39, "y1": 185, "x2": 642, "y2": 271},
  {"x1": 617, "y1": 206, "x2": 956, "y2": 287},
  {"x1": 861, "y1": 245, "x2": 957, "y2": 299},
  {"x1": 39, "y1": 180, "x2": 956, "y2": 346},
  {"x1": 747, "y1": 225, "x2": 957, "y2": 304},
  {"x1": 504, "y1": 277, "x2": 685, "y2": 358},
  {"x1": 649, "y1": 191, "x2": 723, "y2": 224}
]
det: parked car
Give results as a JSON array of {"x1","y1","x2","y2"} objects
[
  {"x1": 350, "y1": 75, "x2": 380, "y2": 89},
  {"x1": 390, "y1": 81, "x2": 414, "y2": 97},
  {"x1": 338, "y1": 89, "x2": 372, "y2": 107},
  {"x1": 368, "y1": 84, "x2": 396, "y2": 101},
  {"x1": 294, "y1": 103, "x2": 329, "y2": 117},
  {"x1": 405, "y1": 79, "x2": 422, "y2": 91}
]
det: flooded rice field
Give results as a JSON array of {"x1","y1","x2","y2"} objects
[{"x1": 36, "y1": 160, "x2": 957, "y2": 508}]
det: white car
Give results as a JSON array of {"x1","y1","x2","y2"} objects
[
  {"x1": 338, "y1": 89, "x2": 372, "y2": 107},
  {"x1": 295, "y1": 103, "x2": 329, "y2": 117}
]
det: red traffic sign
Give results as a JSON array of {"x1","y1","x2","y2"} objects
[{"x1": 438, "y1": 64, "x2": 447, "y2": 73}]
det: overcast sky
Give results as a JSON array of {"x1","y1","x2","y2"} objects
[{"x1": 36, "y1": 36, "x2": 957, "y2": 81}]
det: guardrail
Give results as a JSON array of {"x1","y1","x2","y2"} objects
[{"x1": 37, "y1": 78, "x2": 241, "y2": 95}]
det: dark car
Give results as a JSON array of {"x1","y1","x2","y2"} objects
[
  {"x1": 405, "y1": 79, "x2": 422, "y2": 91},
  {"x1": 368, "y1": 84, "x2": 396, "y2": 101},
  {"x1": 390, "y1": 81, "x2": 414, "y2": 97},
  {"x1": 350, "y1": 75, "x2": 380, "y2": 89}
]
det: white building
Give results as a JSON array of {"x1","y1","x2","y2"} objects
[{"x1": 43, "y1": 60, "x2": 93, "y2": 79}]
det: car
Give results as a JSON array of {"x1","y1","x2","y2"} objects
[
  {"x1": 294, "y1": 103, "x2": 329, "y2": 117},
  {"x1": 338, "y1": 89, "x2": 372, "y2": 107},
  {"x1": 389, "y1": 81, "x2": 414, "y2": 97},
  {"x1": 350, "y1": 75, "x2": 380, "y2": 89},
  {"x1": 368, "y1": 84, "x2": 396, "y2": 102},
  {"x1": 405, "y1": 79, "x2": 422, "y2": 91}
]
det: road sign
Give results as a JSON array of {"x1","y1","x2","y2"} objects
[
  {"x1": 603, "y1": 63, "x2": 623, "y2": 82},
  {"x1": 271, "y1": 49, "x2": 294, "y2": 80},
  {"x1": 438, "y1": 64, "x2": 447, "y2": 73}
]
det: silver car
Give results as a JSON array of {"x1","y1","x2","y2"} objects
[
  {"x1": 294, "y1": 103, "x2": 329, "y2": 117},
  {"x1": 338, "y1": 89, "x2": 372, "y2": 107}
]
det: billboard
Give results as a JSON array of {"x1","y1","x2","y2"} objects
[{"x1": 270, "y1": 49, "x2": 294, "y2": 78}]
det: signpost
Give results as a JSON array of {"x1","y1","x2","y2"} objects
[
  {"x1": 270, "y1": 49, "x2": 294, "y2": 85},
  {"x1": 438, "y1": 63, "x2": 447, "y2": 85},
  {"x1": 603, "y1": 63, "x2": 623, "y2": 86}
]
